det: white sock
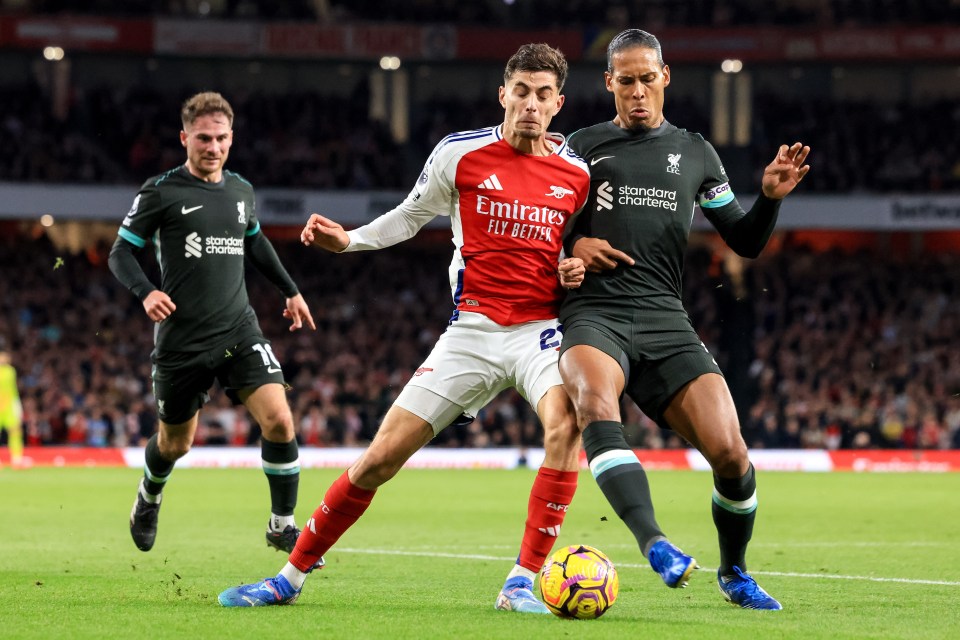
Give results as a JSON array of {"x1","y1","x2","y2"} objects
[
  {"x1": 270, "y1": 514, "x2": 296, "y2": 531},
  {"x1": 138, "y1": 479, "x2": 161, "y2": 504},
  {"x1": 506, "y1": 564, "x2": 537, "y2": 584},
  {"x1": 279, "y1": 562, "x2": 309, "y2": 590}
]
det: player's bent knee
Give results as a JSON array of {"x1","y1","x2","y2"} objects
[
  {"x1": 706, "y1": 441, "x2": 749, "y2": 477},
  {"x1": 260, "y1": 415, "x2": 295, "y2": 441},
  {"x1": 573, "y1": 391, "x2": 620, "y2": 425},
  {"x1": 161, "y1": 439, "x2": 192, "y2": 460}
]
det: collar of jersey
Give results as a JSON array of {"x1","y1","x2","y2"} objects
[{"x1": 606, "y1": 119, "x2": 676, "y2": 140}]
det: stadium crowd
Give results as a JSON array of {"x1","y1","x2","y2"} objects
[
  {"x1": 1, "y1": 228, "x2": 958, "y2": 452},
  {"x1": 735, "y1": 245, "x2": 960, "y2": 451},
  {"x1": 10, "y1": 0, "x2": 958, "y2": 27},
  {"x1": 2, "y1": 81, "x2": 958, "y2": 193}
]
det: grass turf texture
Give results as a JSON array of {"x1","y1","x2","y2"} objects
[{"x1": 1, "y1": 466, "x2": 958, "y2": 639}]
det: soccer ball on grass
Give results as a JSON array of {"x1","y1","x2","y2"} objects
[{"x1": 539, "y1": 544, "x2": 619, "y2": 619}]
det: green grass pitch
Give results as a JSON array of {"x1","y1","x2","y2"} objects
[{"x1": 2, "y1": 466, "x2": 958, "y2": 639}]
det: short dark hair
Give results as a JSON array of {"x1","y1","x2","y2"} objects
[
  {"x1": 181, "y1": 91, "x2": 234, "y2": 128},
  {"x1": 607, "y1": 29, "x2": 664, "y2": 73},
  {"x1": 504, "y1": 43, "x2": 568, "y2": 91}
]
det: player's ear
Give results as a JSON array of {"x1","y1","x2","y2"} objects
[
  {"x1": 180, "y1": 130, "x2": 188, "y2": 147},
  {"x1": 498, "y1": 86, "x2": 507, "y2": 109},
  {"x1": 554, "y1": 94, "x2": 565, "y2": 114},
  {"x1": 604, "y1": 71, "x2": 614, "y2": 93},
  {"x1": 662, "y1": 64, "x2": 671, "y2": 88}
]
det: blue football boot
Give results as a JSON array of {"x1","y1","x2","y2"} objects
[
  {"x1": 495, "y1": 576, "x2": 551, "y2": 614},
  {"x1": 718, "y1": 566, "x2": 783, "y2": 610},
  {"x1": 218, "y1": 575, "x2": 301, "y2": 607},
  {"x1": 647, "y1": 539, "x2": 698, "y2": 588}
]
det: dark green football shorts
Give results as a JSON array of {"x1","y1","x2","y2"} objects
[
  {"x1": 151, "y1": 332, "x2": 285, "y2": 424},
  {"x1": 560, "y1": 309, "x2": 722, "y2": 427}
]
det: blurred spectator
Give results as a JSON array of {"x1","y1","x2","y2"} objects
[
  {"x1": 737, "y1": 244, "x2": 960, "y2": 450},
  {"x1": 0, "y1": 82, "x2": 406, "y2": 189},
  {"x1": 1, "y1": 226, "x2": 958, "y2": 450},
  {"x1": 2, "y1": 79, "x2": 958, "y2": 193},
  {"x1": 10, "y1": 0, "x2": 958, "y2": 27}
]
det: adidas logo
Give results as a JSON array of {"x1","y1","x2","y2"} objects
[
  {"x1": 477, "y1": 174, "x2": 503, "y2": 190},
  {"x1": 596, "y1": 181, "x2": 613, "y2": 211},
  {"x1": 185, "y1": 232, "x2": 202, "y2": 258},
  {"x1": 537, "y1": 525, "x2": 561, "y2": 537}
]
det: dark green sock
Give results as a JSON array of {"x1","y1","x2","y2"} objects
[
  {"x1": 583, "y1": 420, "x2": 665, "y2": 555},
  {"x1": 712, "y1": 463, "x2": 757, "y2": 576},
  {"x1": 142, "y1": 434, "x2": 174, "y2": 498},
  {"x1": 261, "y1": 438, "x2": 300, "y2": 517}
]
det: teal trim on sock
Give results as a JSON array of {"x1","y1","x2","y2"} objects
[
  {"x1": 712, "y1": 490, "x2": 758, "y2": 515},
  {"x1": 263, "y1": 465, "x2": 301, "y2": 476},
  {"x1": 144, "y1": 464, "x2": 171, "y2": 484},
  {"x1": 588, "y1": 450, "x2": 639, "y2": 478}
]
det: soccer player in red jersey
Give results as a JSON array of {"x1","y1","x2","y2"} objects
[{"x1": 219, "y1": 43, "x2": 590, "y2": 612}]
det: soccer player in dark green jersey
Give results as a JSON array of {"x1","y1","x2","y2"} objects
[
  {"x1": 109, "y1": 92, "x2": 316, "y2": 555},
  {"x1": 559, "y1": 29, "x2": 810, "y2": 610}
]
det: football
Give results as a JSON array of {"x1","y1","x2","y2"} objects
[{"x1": 539, "y1": 544, "x2": 619, "y2": 619}]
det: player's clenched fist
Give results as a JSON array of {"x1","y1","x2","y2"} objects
[
  {"x1": 142, "y1": 290, "x2": 176, "y2": 323},
  {"x1": 558, "y1": 258, "x2": 585, "y2": 289}
]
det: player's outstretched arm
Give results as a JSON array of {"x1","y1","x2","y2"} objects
[
  {"x1": 707, "y1": 143, "x2": 810, "y2": 259},
  {"x1": 301, "y1": 213, "x2": 350, "y2": 253},
  {"x1": 282, "y1": 293, "x2": 316, "y2": 332},
  {"x1": 571, "y1": 237, "x2": 636, "y2": 273},
  {"x1": 761, "y1": 142, "x2": 811, "y2": 200}
]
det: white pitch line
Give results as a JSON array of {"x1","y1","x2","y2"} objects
[
  {"x1": 748, "y1": 541, "x2": 949, "y2": 548},
  {"x1": 339, "y1": 548, "x2": 513, "y2": 562},
  {"x1": 601, "y1": 541, "x2": 949, "y2": 549},
  {"x1": 744, "y1": 570, "x2": 960, "y2": 587},
  {"x1": 336, "y1": 548, "x2": 960, "y2": 587}
]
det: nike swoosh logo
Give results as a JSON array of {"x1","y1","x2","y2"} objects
[
  {"x1": 590, "y1": 156, "x2": 614, "y2": 166},
  {"x1": 181, "y1": 205, "x2": 203, "y2": 215},
  {"x1": 267, "y1": 367, "x2": 282, "y2": 373}
]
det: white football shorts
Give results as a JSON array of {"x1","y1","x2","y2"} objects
[{"x1": 395, "y1": 311, "x2": 565, "y2": 435}]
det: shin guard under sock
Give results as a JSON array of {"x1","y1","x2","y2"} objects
[
  {"x1": 583, "y1": 420, "x2": 664, "y2": 553},
  {"x1": 289, "y1": 471, "x2": 375, "y2": 571},
  {"x1": 517, "y1": 467, "x2": 578, "y2": 572},
  {"x1": 712, "y1": 463, "x2": 757, "y2": 576}
]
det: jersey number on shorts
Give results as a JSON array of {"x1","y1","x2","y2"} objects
[
  {"x1": 539, "y1": 324, "x2": 564, "y2": 351},
  {"x1": 251, "y1": 343, "x2": 283, "y2": 373}
]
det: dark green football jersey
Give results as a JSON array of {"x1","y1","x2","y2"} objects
[
  {"x1": 562, "y1": 121, "x2": 747, "y2": 317},
  {"x1": 117, "y1": 166, "x2": 262, "y2": 353}
]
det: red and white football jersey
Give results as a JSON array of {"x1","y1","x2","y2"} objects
[{"x1": 345, "y1": 125, "x2": 589, "y2": 326}]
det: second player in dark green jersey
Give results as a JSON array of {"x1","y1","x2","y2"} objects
[
  {"x1": 114, "y1": 166, "x2": 286, "y2": 353},
  {"x1": 109, "y1": 91, "x2": 314, "y2": 558}
]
